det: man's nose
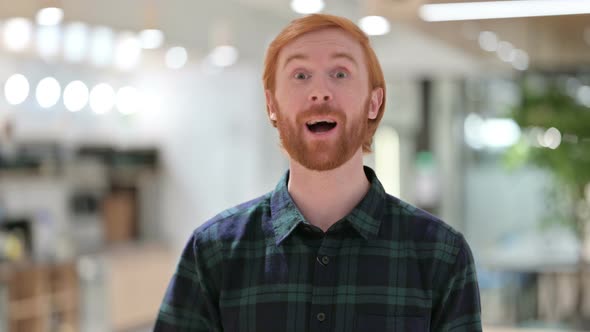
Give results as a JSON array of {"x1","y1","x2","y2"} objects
[
  {"x1": 309, "y1": 81, "x2": 332, "y2": 103},
  {"x1": 310, "y1": 94, "x2": 331, "y2": 102}
]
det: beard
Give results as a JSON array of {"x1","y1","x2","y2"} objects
[{"x1": 274, "y1": 96, "x2": 369, "y2": 171}]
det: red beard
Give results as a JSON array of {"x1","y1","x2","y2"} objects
[{"x1": 274, "y1": 97, "x2": 369, "y2": 171}]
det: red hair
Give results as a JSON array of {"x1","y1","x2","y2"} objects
[{"x1": 263, "y1": 14, "x2": 386, "y2": 153}]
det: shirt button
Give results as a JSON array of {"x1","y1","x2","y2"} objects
[
  {"x1": 321, "y1": 256, "x2": 330, "y2": 265},
  {"x1": 317, "y1": 312, "x2": 326, "y2": 322}
]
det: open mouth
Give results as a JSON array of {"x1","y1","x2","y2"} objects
[{"x1": 306, "y1": 120, "x2": 337, "y2": 133}]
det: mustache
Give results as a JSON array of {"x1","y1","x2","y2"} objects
[{"x1": 296, "y1": 104, "x2": 346, "y2": 123}]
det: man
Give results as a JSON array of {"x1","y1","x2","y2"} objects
[{"x1": 155, "y1": 14, "x2": 481, "y2": 332}]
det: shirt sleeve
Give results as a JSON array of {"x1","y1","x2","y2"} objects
[
  {"x1": 431, "y1": 235, "x2": 482, "y2": 332},
  {"x1": 154, "y1": 232, "x2": 222, "y2": 332}
]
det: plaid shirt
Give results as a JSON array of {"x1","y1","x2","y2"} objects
[{"x1": 155, "y1": 167, "x2": 481, "y2": 331}]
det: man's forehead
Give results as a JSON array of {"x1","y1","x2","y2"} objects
[{"x1": 278, "y1": 28, "x2": 364, "y2": 63}]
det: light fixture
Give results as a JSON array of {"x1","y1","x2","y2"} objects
[
  {"x1": 478, "y1": 31, "x2": 498, "y2": 52},
  {"x1": 36, "y1": 77, "x2": 61, "y2": 108},
  {"x1": 511, "y1": 50, "x2": 529, "y2": 71},
  {"x1": 3, "y1": 18, "x2": 33, "y2": 52},
  {"x1": 89, "y1": 26, "x2": 114, "y2": 67},
  {"x1": 116, "y1": 86, "x2": 140, "y2": 115},
  {"x1": 359, "y1": 16, "x2": 391, "y2": 36},
  {"x1": 36, "y1": 7, "x2": 64, "y2": 26},
  {"x1": 36, "y1": 25, "x2": 61, "y2": 58},
  {"x1": 64, "y1": 22, "x2": 89, "y2": 62},
  {"x1": 4, "y1": 74, "x2": 30, "y2": 105},
  {"x1": 464, "y1": 114, "x2": 521, "y2": 149},
  {"x1": 139, "y1": 29, "x2": 164, "y2": 49},
  {"x1": 139, "y1": 1, "x2": 164, "y2": 50},
  {"x1": 165, "y1": 46, "x2": 188, "y2": 69},
  {"x1": 114, "y1": 32, "x2": 142, "y2": 71},
  {"x1": 89, "y1": 83, "x2": 115, "y2": 114},
  {"x1": 420, "y1": 0, "x2": 590, "y2": 22},
  {"x1": 63, "y1": 80, "x2": 89, "y2": 112},
  {"x1": 290, "y1": 0, "x2": 324, "y2": 14},
  {"x1": 209, "y1": 45, "x2": 238, "y2": 67},
  {"x1": 496, "y1": 41, "x2": 515, "y2": 62}
]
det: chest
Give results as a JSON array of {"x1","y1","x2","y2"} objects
[{"x1": 218, "y1": 239, "x2": 433, "y2": 332}]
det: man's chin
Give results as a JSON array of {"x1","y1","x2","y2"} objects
[{"x1": 292, "y1": 151, "x2": 349, "y2": 172}]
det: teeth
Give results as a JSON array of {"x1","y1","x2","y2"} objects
[{"x1": 306, "y1": 119, "x2": 336, "y2": 125}]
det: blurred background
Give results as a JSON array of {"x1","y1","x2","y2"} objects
[{"x1": 0, "y1": 0, "x2": 589, "y2": 331}]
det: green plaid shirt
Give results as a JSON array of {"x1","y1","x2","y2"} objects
[{"x1": 155, "y1": 167, "x2": 481, "y2": 331}]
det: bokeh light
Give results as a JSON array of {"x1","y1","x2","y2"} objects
[
  {"x1": 165, "y1": 46, "x2": 188, "y2": 69},
  {"x1": 4, "y1": 74, "x2": 30, "y2": 105},
  {"x1": 89, "y1": 83, "x2": 115, "y2": 114},
  {"x1": 36, "y1": 77, "x2": 61, "y2": 108},
  {"x1": 63, "y1": 80, "x2": 89, "y2": 112}
]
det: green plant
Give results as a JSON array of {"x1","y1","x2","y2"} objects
[{"x1": 504, "y1": 75, "x2": 590, "y2": 327}]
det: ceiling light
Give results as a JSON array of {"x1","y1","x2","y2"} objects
[
  {"x1": 89, "y1": 83, "x2": 115, "y2": 114},
  {"x1": 90, "y1": 26, "x2": 114, "y2": 67},
  {"x1": 63, "y1": 80, "x2": 89, "y2": 112},
  {"x1": 3, "y1": 18, "x2": 32, "y2": 52},
  {"x1": 114, "y1": 32, "x2": 142, "y2": 71},
  {"x1": 139, "y1": 29, "x2": 164, "y2": 49},
  {"x1": 36, "y1": 25, "x2": 61, "y2": 58},
  {"x1": 359, "y1": 16, "x2": 391, "y2": 36},
  {"x1": 290, "y1": 0, "x2": 324, "y2": 14},
  {"x1": 36, "y1": 77, "x2": 61, "y2": 108},
  {"x1": 36, "y1": 7, "x2": 64, "y2": 26},
  {"x1": 420, "y1": 0, "x2": 590, "y2": 22},
  {"x1": 64, "y1": 22, "x2": 89, "y2": 62},
  {"x1": 116, "y1": 86, "x2": 140, "y2": 115},
  {"x1": 4, "y1": 74, "x2": 30, "y2": 105},
  {"x1": 497, "y1": 41, "x2": 515, "y2": 62},
  {"x1": 165, "y1": 46, "x2": 188, "y2": 69},
  {"x1": 209, "y1": 45, "x2": 238, "y2": 67},
  {"x1": 512, "y1": 50, "x2": 529, "y2": 71},
  {"x1": 478, "y1": 31, "x2": 498, "y2": 52}
]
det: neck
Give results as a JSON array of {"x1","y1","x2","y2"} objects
[{"x1": 287, "y1": 149, "x2": 370, "y2": 232}]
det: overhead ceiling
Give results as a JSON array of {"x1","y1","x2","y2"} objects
[
  {"x1": 379, "y1": 0, "x2": 590, "y2": 71},
  {"x1": 1, "y1": 0, "x2": 588, "y2": 76}
]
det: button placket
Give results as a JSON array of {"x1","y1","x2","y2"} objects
[{"x1": 309, "y1": 235, "x2": 339, "y2": 331}]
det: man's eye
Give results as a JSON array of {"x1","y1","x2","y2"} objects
[
  {"x1": 334, "y1": 71, "x2": 348, "y2": 79},
  {"x1": 294, "y1": 72, "x2": 309, "y2": 80}
]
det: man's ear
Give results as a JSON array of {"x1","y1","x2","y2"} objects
[
  {"x1": 368, "y1": 87, "x2": 383, "y2": 120},
  {"x1": 264, "y1": 90, "x2": 277, "y2": 122}
]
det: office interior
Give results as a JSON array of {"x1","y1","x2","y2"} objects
[{"x1": 0, "y1": 0, "x2": 589, "y2": 331}]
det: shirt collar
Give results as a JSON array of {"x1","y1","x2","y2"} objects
[{"x1": 268, "y1": 166, "x2": 387, "y2": 245}]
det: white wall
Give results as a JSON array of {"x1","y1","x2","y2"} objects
[
  {"x1": 0, "y1": 58, "x2": 289, "y2": 253},
  {"x1": 153, "y1": 64, "x2": 287, "y2": 248}
]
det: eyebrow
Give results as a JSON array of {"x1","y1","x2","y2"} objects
[{"x1": 282, "y1": 52, "x2": 359, "y2": 69}]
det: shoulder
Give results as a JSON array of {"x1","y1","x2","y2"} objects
[
  {"x1": 382, "y1": 194, "x2": 470, "y2": 261},
  {"x1": 192, "y1": 192, "x2": 272, "y2": 245}
]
